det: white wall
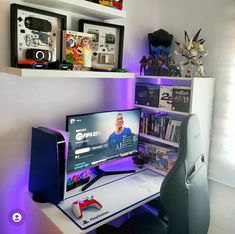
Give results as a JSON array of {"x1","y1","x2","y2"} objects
[{"x1": 0, "y1": 0, "x2": 235, "y2": 233}]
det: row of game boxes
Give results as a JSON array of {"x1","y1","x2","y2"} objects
[
  {"x1": 135, "y1": 83, "x2": 191, "y2": 113},
  {"x1": 140, "y1": 113, "x2": 182, "y2": 143},
  {"x1": 139, "y1": 141, "x2": 178, "y2": 172}
]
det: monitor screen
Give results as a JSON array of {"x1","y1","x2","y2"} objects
[{"x1": 66, "y1": 108, "x2": 141, "y2": 173}]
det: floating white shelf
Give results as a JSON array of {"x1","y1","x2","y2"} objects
[
  {"x1": 22, "y1": 0, "x2": 126, "y2": 19},
  {"x1": 5, "y1": 67, "x2": 135, "y2": 79},
  {"x1": 135, "y1": 104, "x2": 190, "y2": 116},
  {"x1": 139, "y1": 133, "x2": 179, "y2": 148}
]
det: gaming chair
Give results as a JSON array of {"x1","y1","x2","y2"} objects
[{"x1": 96, "y1": 114, "x2": 210, "y2": 234}]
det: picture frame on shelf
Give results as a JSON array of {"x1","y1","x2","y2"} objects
[
  {"x1": 10, "y1": 3, "x2": 67, "y2": 67},
  {"x1": 79, "y1": 19, "x2": 124, "y2": 70}
]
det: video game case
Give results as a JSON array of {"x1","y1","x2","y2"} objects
[
  {"x1": 172, "y1": 86, "x2": 191, "y2": 112},
  {"x1": 135, "y1": 83, "x2": 160, "y2": 107},
  {"x1": 155, "y1": 146, "x2": 178, "y2": 171},
  {"x1": 63, "y1": 30, "x2": 92, "y2": 68},
  {"x1": 159, "y1": 85, "x2": 173, "y2": 110}
]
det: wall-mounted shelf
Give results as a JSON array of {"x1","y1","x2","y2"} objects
[
  {"x1": 5, "y1": 67, "x2": 135, "y2": 79},
  {"x1": 22, "y1": 0, "x2": 127, "y2": 20},
  {"x1": 135, "y1": 104, "x2": 190, "y2": 116},
  {"x1": 140, "y1": 133, "x2": 179, "y2": 148}
]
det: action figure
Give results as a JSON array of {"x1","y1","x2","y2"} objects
[
  {"x1": 155, "y1": 54, "x2": 167, "y2": 76},
  {"x1": 166, "y1": 56, "x2": 181, "y2": 77},
  {"x1": 146, "y1": 55, "x2": 155, "y2": 75},
  {"x1": 175, "y1": 29, "x2": 208, "y2": 77},
  {"x1": 185, "y1": 67, "x2": 192, "y2": 78},
  {"x1": 139, "y1": 55, "x2": 147, "y2": 75}
]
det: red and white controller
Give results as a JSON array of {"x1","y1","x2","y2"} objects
[{"x1": 72, "y1": 196, "x2": 102, "y2": 219}]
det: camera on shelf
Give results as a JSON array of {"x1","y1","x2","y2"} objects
[{"x1": 26, "y1": 49, "x2": 52, "y2": 62}]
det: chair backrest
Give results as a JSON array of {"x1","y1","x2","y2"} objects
[{"x1": 160, "y1": 115, "x2": 210, "y2": 234}]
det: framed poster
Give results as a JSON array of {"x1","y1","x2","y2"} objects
[
  {"x1": 79, "y1": 19, "x2": 124, "y2": 70},
  {"x1": 10, "y1": 4, "x2": 67, "y2": 67}
]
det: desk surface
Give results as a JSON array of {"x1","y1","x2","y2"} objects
[{"x1": 35, "y1": 159, "x2": 166, "y2": 234}]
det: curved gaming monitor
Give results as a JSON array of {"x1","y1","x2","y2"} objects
[{"x1": 66, "y1": 108, "x2": 141, "y2": 191}]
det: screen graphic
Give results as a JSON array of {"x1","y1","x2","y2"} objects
[{"x1": 66, "y1": 109, "x2": 140, "y2": 173}]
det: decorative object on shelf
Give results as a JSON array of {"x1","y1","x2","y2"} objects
[
  {"x1": 165, "y1": 56, "x2": 181, "y2": 77},
  {"x1": 146, "y1": 55, "x2": 155, "y2": 75},
  {"x1": 174, "y1": 29, "x2": 208, "y2": 77},
  {"x1": 148, "y1": 29, "x2": 173, "y2": 62},
  {"x1": 10, "y1": 4, "x2": 67, "y2": 67},
  {"x1": 79, "y1": 19, "x2": 124, "y2": 70},
  {"x1": 140, "y1": 29, "x2": 181, "y2": 76},
  {"x1": 139, "y1": 55, "x2": 147, "y2": 75},
  {"x1": 111, "y1": 68, "x2": 128, "y2": 72},
  {"x1": 63, "y1": 30, "x2": 92, "y2": 70},
  {"x1": 47, "y1": 60, "x2": 74, "y2": 70},
  {"x1": 17, "y1": 59, "x2": 48, "y2": 69},
  {"x1": 185, "y1": 67, "x2": 192, "y2": 78},
  {"x1": 99, "y1": 0, "x2": 123, "y2": 10}
]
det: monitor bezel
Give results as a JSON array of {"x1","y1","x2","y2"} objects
[{"x1": 65, "y1": 108, "x2": 141, "y2": 174}]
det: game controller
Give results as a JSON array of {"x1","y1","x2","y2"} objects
[{"x1": 72, "y1": 196, "x2": 102, "y2": 219}]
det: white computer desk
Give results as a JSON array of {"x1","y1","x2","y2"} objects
[{"x1": 33, "y1": 158, "x2": 166, "y2": 234}]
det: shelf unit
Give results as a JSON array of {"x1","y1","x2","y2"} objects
[
  {"x1": 5, "y1": 67, "x2": 135, "y2": 79},
  {"x1": 135, "y1": 76, "x2": 215, "y2": 161},
  {"x1": 22, "y1": 0, "x2": 126, "y2": 20}
]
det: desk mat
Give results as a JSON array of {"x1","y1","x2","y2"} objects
[{"x1": 57, "y1": 169, "x2": 164, "y2": 230}]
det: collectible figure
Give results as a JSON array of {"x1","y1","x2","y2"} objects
[
  {"x1": 148, "y1": 29, "x2": 173, "y2": 61},
  {"x1": 185, "y1": 67, "x2": 192, "y2": 78},
  {"x1": 139, "y1": 55, "x2": 147, "y2": 75},
  {"x1": 166, "y1": 56, "x2": 181, "y2": 77},
  {"x1": 155, "y1": 54, "x2": 167, "y2": 76},
  {"x1": 146, "y1": 55, "x2": 155, "y2": 75},
  {"x1": 174, "y1": 29, "x2": 208, "y2": 77}
]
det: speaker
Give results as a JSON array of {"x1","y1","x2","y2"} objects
[{"x1": 29, "y1": 127, "x2": 66, "y2": 204}]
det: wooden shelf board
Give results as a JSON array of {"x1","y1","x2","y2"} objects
[
  {"x1": 5, "y1": 67, "x2": 135, "y2": 79},
  {"x1": 22, "y1": 0, "x2": 126, "y2": 19}
]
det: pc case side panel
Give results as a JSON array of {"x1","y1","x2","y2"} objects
[{"x1": 29, "y1": 127, "x2": 63, "y2": 204}]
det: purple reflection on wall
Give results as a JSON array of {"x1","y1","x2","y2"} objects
[{"x1": 1, "y1": 163, "x2": 29, "y2": 234}]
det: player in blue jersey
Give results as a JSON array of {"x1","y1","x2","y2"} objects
[{"x1": 108, "y1": 113, "x2": 132, "y2": 152}]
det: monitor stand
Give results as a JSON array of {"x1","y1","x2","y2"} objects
[{"x1": 81, "y1": 166, "x2": 135, "y2": 191}]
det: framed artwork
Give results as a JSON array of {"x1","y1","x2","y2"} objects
[
  {"x1": 79, "y1": 19, "x2": 124, "y2": 70},
  {"x1": 10, "y1": 4, "x2": 67, "y2": 67}
]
